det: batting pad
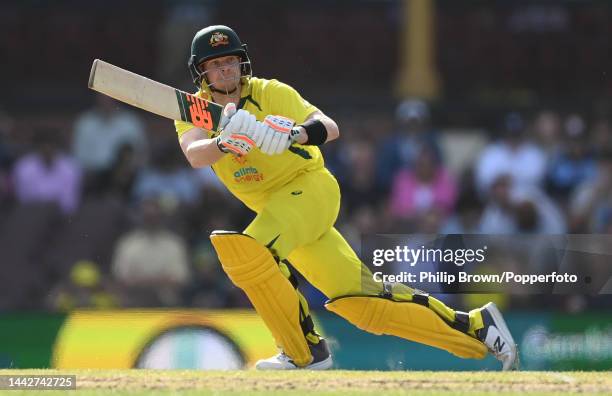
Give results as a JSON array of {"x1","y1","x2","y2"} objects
[
  {"x1": 210, "y1": 231, "x2": 312, "y2": 367},
  {"x1": 325, "y1": 296, "x2": 488, "y2": 359}
]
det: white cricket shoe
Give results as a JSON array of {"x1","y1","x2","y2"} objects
[
  {"x1": 477, "y1": 302, "x2": 519, "y2": 370},
  {"x1": 255, "y1": 338, "x2": 333, "y2": 370}
]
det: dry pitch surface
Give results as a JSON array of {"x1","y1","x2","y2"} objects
[{"x1": 0, "y1": 370, "x2": 610, "y2": 395}]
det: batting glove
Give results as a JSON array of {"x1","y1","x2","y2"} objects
[
  {"x1": 216, "y1": 103, "x2": 256, "y2": 156},
  {"x1": 252, "y1": 115, "x2": 295, "y2": 155},
  {"x1": 221, "y1": 104, "x2": 258, "y2": 138}
]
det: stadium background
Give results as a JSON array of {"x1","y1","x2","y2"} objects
[{"x1": 0, "y1": 0, "x2": 610, "y2": 370}]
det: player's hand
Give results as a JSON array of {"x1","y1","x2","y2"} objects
[
  {"x1": 216, "y1": 129, "x2": 255, "y2": 156},
  {"x1": 221, "y1": 103, "x2": 258, "y2": 138},
  {"x1": 218, "y1": 102, "x2": 237, "y2": 130},
  {"x1": 216, "y1": 103, "x2": 255, "y2": 156},
  {"x1": 252, "y1": 115, "x2": 295, "y2": 155}
]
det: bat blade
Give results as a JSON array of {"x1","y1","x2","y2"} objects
[{"x1": 88, "y1": 59, "x2": 223, "y2": 131}]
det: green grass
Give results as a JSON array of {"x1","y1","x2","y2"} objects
[{"x1": 0, "y1": 370, "x2": 610, "y2": 395}]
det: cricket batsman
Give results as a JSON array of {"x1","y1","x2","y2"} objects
[{"x1": 175, "y1": 25, "x2": 519, "y2": 371}]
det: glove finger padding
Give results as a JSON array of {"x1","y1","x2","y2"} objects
[
  {"x1": 219, "y1": 103, "x2": 237, "y2": 130},
  {"x1": 244, "y1": 113, "x2": 258, "y2": 139},
  {"x1": 276, "y1": 134, "x2": 292, "y2": 154},
  {"x1": 252, "y1": 122, "x2": 267, "y2": 147},
  {"x1": 260, "y1": 115, "x2": 295, "y2": 155},
  {"x1": 260, "y1": 128, "x2": 276, "y2": 154},
  {"x1": 268, "y1": 132, "x2": 283, "y2": 155},
  {"x1": 224, "y1": 109, "x2": 248, "y2": 134}
]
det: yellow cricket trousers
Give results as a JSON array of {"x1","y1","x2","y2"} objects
[{"x1": 243, "y1": 167, "x2": 483, "y2": 339}]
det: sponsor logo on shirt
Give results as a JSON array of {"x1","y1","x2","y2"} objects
[{"x1": 234, "y1": 166, "x2": 264, "y2": 183}]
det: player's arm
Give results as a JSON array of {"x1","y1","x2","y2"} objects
[
  {"x1": 290, "y1": 110, "x2": 339, "y2": 145},
  {"x1": 179, "y1": 103, "x2": 257, "y2": 168},
  {"x1": 179, "y1": 128, "x2": 225, "y2": 168},
  {"x1": 253, "y1": 80, "x2": 339, "y2": 155}
]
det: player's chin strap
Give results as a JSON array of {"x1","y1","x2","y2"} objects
[
  {"x1": 324, "y1": 283, "x2": 488, "y2": 359},
  {"x1": 210, "y1": 85, "x2": 239, "y2": 96}
]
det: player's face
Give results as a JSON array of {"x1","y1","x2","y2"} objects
[{"x1": 201, "y1": 55, "x2": 241, "y2": 93}]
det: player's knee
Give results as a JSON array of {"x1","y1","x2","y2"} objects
[{"x1": 210, "y1": 230, "x2": 280, "y2": 288}]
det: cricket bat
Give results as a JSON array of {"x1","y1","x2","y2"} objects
[{"x1": 88, "y1": 59, "x2": 223, "y2": 131}]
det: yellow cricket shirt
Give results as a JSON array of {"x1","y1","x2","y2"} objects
[{"x1": 175, "y1": 77, "x2": 324, "y2": 211}]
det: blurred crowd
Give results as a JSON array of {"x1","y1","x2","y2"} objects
[
  {"x1": 0, "y1": 94, "x2": 610, "y2": 312},
  {"x1": 330, "y1": 100, "x2": 612, "y2": 238},
  {"x1": 2, "y1": 0, "x2": 612, "y2": 313}
]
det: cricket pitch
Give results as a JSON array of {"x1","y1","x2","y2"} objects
[{"x1": 0, "y1": 369, "x2": 610, "y2": 395}]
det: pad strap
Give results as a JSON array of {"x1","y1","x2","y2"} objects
[
  {"x1": 452, "y1": 311, "x2": 471, "y2": 333},
  {"x1": 282, "y1": 259, "x2": 318, "y2": 338},
  {"x1": 411, "y1": 290, "x2": 430, "y2": 306},
  {"x1": 299, "y1": 304, "x2": 315, "y2": 335}
]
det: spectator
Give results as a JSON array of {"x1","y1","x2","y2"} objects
[
  {"x1": 0, "y1": 108, "x2": 16, "y2": 171},
  {"x1": 570, "y1": 149, "x2": 612, "y2": 232},
  {"x1": 388, "y1": 144, "x2": 457, "y2": 221},
  {"x1": 590, "y1": 118, "x2": 612, "y2": 150},
  {"x1": 479, "y1": 175, "x2": 521, "y2": 234},
  {"x1": 598, "y1": 209, "x2": 612, "y2": 234},
  {"x1": 338, "y1": 204, "x2": 379, "y2": 253},
  {"x1": 0, "y1": 108, "x2": 15, "y2": 205},
  {"x1": 441, "y1": 188, "x2": 484, "y2": 234},
  {"x1": 182, "y1": 242, "x2": 235, "y2": 308},
  {"x1": 98, "y1": 144, "x2": 139, "y2": 200},
  {"x1": 111, "y1": 198, "x2": 190, "y2": 306},
  {"x1": 73, "y1": 95, "x2": 147, "y2": 191},
  {"x1": 340, "y1": 140, "x2": 382, "y2": 213},
  {"x1": 0, "y1": 166, "x2": 8, "y2": 206},
  {"x1": 12, "y1": 127, "x2": 82, "y2": 214},
  {"x1": 480, "y1": 174, "x2": 566, "y2": 234},
  {"x1": 476, "y1": 112, "x2": 546, "y2": 194},
  {"x1": 46, "y1": 260, "x2": 121, "y2": 311},
  {"x1": 508, "y1": 185, "x2": 566, "y2": 233},
  {"x1": 376, "y1": 99, "x2": 441, "y2": 191},
  {"x1": 547, "y1": 114, "x2": 596, "y2": 198},
  {"x1": 531, "y1": 110, "x2": 563, "y2": 156},
  {"x1": 132, "y1": 140, "x2": 200, "y2": 209}
]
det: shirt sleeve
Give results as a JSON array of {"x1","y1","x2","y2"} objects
[
  {"x1": 175, "y1": 119, "x2": 198, "y2": 139},
  {"x1": 264, "y1": 79, "x2": 319, "y2": 124}
]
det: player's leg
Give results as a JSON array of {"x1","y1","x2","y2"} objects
[
  {"x1": 212, "y1": 168, "x2": 339, "y2": 369},
  {"x1": 210, "y1": 231, "x2": 313, "y2": 367},
  {"x1": 243, "y1": 167, "x2": 340, "y2": 261},
  {"x1": 287, "y1": 227, "x2": 518, "y2": 369},
  {"x1": 287, "y1": 227, "x2": 485, "y2": 333},
  {"x1": 251, "y1": 258, "x2": 332, "y2": 370}
]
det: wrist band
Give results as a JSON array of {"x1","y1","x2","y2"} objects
[{"x1": 298, "y1": 119, "x2": 328, "y2": 146}]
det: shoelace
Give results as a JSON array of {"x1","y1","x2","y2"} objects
[{"x1": 275, "y1": 351, "x2": 292, "y2": 363}]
